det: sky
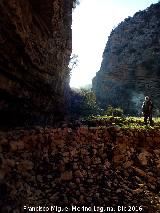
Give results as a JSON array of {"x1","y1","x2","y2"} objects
[{"x1": 69, "y1": 0, "x2": 159, "y2": 88}]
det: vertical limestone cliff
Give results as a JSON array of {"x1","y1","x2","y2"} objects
[
  {"x1": 0, "y1": 0, "x2": 73, "y2": 126},
  {"x1": 92, "y1": 2, "x2": 160, "y2": 115}
]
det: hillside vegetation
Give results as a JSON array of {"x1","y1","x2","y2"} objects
[{"x1": 84, "y1": 116, "x2": 160, "y2": 129}]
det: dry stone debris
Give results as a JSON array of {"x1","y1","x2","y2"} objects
[{"x1": 0, "y1": 126, "x2": 159, "y2": 212}]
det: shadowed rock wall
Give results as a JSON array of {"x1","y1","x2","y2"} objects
[
  {"x1": 0, "y1": 0, "x2": 73, "y2": 126},
  {"x1": 0, "y1": 126, "x2": 160, "y2": 212},
  {"x1": 92, "y1": 2, "x2": 160, "y2": 115}
]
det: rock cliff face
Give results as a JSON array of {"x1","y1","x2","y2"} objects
[
  {"x1": 0, "y1": 0, "x2": 73, "y2": 126},
  {"x1": 92, "y1": 2, "x2": 160, "y2": 115}
]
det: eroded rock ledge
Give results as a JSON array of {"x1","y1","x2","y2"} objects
[
  {"x1": 0, "y1": 126, "x2": 160, "y2": 212},
  {"x1": 0, "y1": 0, "x2": 73, "y2": 126}
]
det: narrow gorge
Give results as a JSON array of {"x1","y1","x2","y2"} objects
[{"x1": 0, "y1": 1, "x2": 160, "y2": 212}]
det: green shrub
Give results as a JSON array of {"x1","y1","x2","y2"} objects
[{"x1": 104, "y1": 105, "x2": 124, "y2": 117}]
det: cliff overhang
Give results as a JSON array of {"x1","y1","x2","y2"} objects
[{"x1": 0, "y1": 0, "x2": 73, "y2": 127}]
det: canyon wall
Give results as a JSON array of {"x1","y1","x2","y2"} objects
[
  {"x1": 0, "y1": 0, "x2": 73, "y2": 126},
  {"x1": 0, "y1": 126, "x2": 160, "y2": 212},
  {"x1": 92, "y1": 2, "x2": 160, "y2": 115}
]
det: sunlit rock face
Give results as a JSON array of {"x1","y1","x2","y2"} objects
[
  {"x1": 92, "y1": 2, "x2": 160, "y2": 115},
  {"x1": 0, "y1": 0, "x2": 73, "y2": 126}
]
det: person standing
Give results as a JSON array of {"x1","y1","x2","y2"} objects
[{"x1": 142, "y1": 96, "x2": 153, "y2": 125}]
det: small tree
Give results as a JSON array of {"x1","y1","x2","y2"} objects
[
  {"x1": 70, "y1": 88, "x2": 100, "y2": 119},
  {"x1": 73, "y1": 0, "x2": 80, "y2": 9},
  {"x1": 68, "y1": 53, "x2": 79, "y2": 78},
  {"x1": 80, "y1": 88, "x2": 100, "y2": 117},
  {"x1": 69, "y1": 54, "x2": 78, "y2": 70}
]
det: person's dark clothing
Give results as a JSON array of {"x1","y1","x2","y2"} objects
[{"x1": 142, "y1": 99, "x2": 153, "y2": 125}]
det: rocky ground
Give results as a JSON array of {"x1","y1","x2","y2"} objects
[{"x1": 0, "y1": 125, "x2": 160, "y2": 212}]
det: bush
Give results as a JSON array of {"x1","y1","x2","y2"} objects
[{"x1": 104, "y1": 105, "x2": 124, "y2": 117}]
